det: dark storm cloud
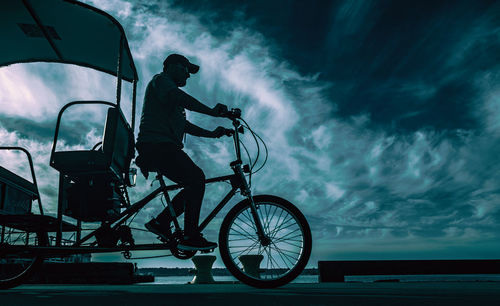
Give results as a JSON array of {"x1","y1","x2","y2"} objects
[
  {"x1": 167, "y1": 0, "x2": 334, "y2": 75},
  {"x1": 330, "y1": 0, "x2": 500, "y2": 132},
  {"x1": 169, "y1": 0, "x2": 500, "y2": 132},
  {"x1": 0, "y1": 115, "x2": 55, "y2": 141},
  {"x1": 0, "y1": 114, "x2": 106, "y2": 147}
]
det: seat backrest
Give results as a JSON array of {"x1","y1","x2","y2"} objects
[{"x1": 102, "y1": 107, "x2": 135, "y2": 180}]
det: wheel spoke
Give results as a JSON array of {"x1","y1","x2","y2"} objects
[
  {"x1": 242, "y1": 209, "x2": 256, "y2": 227},
  {"x1": 265, "y1": 247, "x2": 283, "y2": 277},
  {"x1": 228, "y1": 237, "x2": 255, "y2": 242},
  {"x1": 257, "y1": 205, "x2": 271, "y2": 237},
  {"x1": 229, "y1": 245, "x2": 257, "y2": 249},
  {"x1": 270, "y1": 215, "x2": 295, "y2": 238},
  {"x1": 276, "y1": 240, "x2": 303, "y2": 249},
  {"x1": 229, "y1": 229, "x2": 259, "y2": 243},
  {"x1": 264, "y1": 204, "x2": 277, "y2": 234},
  {"x1": 274, "y1": 247, "x2": 298, "y2": 267},
  {"x1": 276, "y1": 238, "x2": 303, "y2": 243},
  {"x1": 264, "y1": 246, "x2": 275, "y2": 274},
  {"x1": 271, "y1": 209, "x2": 285, "y2": 236},
  {"x1": 240, "y1": 209, "x2": 257, "y2": 230},
  {"x1": 235, "y1": 215, "x2": 257, "y2": 232},
  {"x1": 270, "y1": 219, "x2": 298, "y2": 239},
  {"x1": 231, "y1": 222, "x2": 258, "y2": 241},
  {"x1": 274, "y1": 233, "x2": 303, "y2": 244},
  {"x1": 261, "y1": 204, "x2": 269, "y2": 233},
  {"x1": 231, "y1": 240, "x2": 260, "y2": 263},
  {"x1": 272, "y1": 228, "x2": 301, "y2": 242},
  {"x1": 276, "y1": 246, "x2": 302, "y2": 257},
  {"x1": 228, "y1": 226, "x2": 254, "y2": 238},
  {"x1": 269, "y1": 242, "x2": 292, "y2": 270}
]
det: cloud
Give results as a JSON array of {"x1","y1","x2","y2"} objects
[{"x1": 0, "y1": 65, "x2": 58, "y2": 119}]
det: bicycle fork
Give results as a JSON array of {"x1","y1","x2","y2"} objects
[{"x1": 234, "y1": 165, "x2": 271, "y2": 247}]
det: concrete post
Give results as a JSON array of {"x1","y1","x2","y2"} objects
[
  {"x1": 190, "y1": 255, "x2": 216, "y2": 284},
  {"x1": 239, "y1": 255, "x2": 264, "y2": 278}
]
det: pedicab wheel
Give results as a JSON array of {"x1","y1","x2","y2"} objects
[
  {"x1": 219, "y1": 195, "x2": 312, "y2": 289},
  {"x1": 0, "y1": 229, "x2": 49, "y2": 289}
]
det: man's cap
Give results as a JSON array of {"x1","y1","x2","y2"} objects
[{"x1": 163, "y1": 54, "x2": 199, "y2": 74}]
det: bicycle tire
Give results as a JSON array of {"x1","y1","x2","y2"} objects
[
  {"x1": 219, "y1": 195, "x2": 312, "y2": 288},
  {"x1": 0, "y1": 229, "x2": 48, "y2": 289}
]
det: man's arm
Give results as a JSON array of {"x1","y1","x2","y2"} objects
[
  {"x1": 185, "y1": 121, "x2": 231, "y2": 138},
  {"x1": 185, "y1": 121, "x2": 213, "y2": 138},
  {"x1": 174, "y1": 88, "x2": 227, "y2": 116}
]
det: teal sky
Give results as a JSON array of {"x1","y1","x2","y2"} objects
[{"x1": 1, "y1": 0, "x2": 500, "y2": 268}]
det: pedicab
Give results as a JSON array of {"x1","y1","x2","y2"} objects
[{"x1": 0, "y1": 0, "x2": 312, "y2": 289}]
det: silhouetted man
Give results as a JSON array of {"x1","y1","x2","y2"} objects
[{"x1": 136, "y1": 54, "x2": 230, "y2": 251}]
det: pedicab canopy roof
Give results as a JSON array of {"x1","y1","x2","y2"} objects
[{"x1": 0, "y1": 0, "x2": 138, "y2": 82}]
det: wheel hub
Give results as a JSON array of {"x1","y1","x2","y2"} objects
[{"x1": 260, "y1": 236, "x2": 271, "y2": 247}]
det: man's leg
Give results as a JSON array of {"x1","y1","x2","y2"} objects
[
  {"x1": 139, "y1": 143, "x2": 216, "y2": 250},
  {"x1": 150, "y1": 144, "x2": 205, "y2": 237},
  {"x1": 158, "y1": 149, "x2": 217, "y2": 250},
  {"x1": 161, "y1": 163, "x2": 205, "y2": 237}
]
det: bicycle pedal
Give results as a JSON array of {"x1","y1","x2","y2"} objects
[{"x1": 200, "y1": 248, "x2": 215, "y2": 254}]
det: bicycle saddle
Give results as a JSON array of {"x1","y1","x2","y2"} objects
[{"x1": 134, "y1": 154, "x2": 165, "y2": 180}]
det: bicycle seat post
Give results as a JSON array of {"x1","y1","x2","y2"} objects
[{"x1": 156, "y1": 172, "x2": 181, "y2": 231}]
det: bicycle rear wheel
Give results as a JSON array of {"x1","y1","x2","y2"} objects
[
  {"x1": 0, "y1": 227, "x2": 48, "y2": 289},
  {"x1": 219, "y1": 195, "x2": 312, "y2": 288}
]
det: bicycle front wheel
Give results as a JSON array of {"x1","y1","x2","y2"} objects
[{"x1": 219, "y1": 195, "x2": 312, "y2": 288}]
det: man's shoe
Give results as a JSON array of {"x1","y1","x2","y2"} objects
[
  {"x1": 145, "y1": 218, "x2": 172, "y2": 242},
  {"x1": 177, "y1": 234, "x2": 217, "y2": 251}
]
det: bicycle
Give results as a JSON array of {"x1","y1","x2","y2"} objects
[{"x1": 0, "y1": 107, "x2": 312, "y2": 289}]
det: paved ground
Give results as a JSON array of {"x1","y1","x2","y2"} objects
[{"x1": 2, "y1": 282, "x2": 500, "y2": 305}]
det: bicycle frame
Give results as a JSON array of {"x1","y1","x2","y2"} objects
[{"x1": 73, "y1": 172, "x2": 240, "y2": 249}]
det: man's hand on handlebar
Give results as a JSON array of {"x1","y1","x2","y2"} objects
[
  {"x1": 212, "y1": 103, "x2": 242, "y2": 119},
  {"x1": 212, "y1": 126, "x2": 234, "y2": 138},
  {"x1": 212, "y1": 103, "x2": 229, "y2": 117},
  {"x1": 221, "y1": 108, "x2": 241, "y2": 119}
]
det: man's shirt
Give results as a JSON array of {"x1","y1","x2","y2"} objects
[{"x1": 137, "y1": 72, "x2": 186, "y2": 148}]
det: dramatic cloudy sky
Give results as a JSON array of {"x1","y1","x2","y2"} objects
[{"x1": 1, "y1": 0, "x2": 500, "y2": 268}]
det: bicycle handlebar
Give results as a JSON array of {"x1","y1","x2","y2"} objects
[
  {"x1": 218, "y1": 106, "x2": 268, "y2": 178},
  {"x1": 221, "y1": 108, "x2": 241, "y2": 119}
]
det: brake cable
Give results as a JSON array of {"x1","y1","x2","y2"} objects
[
  {"x1": 239, "y1": 139, "x2": 253, "y2": 186},
  {"x1": 249, "y1": 129, "x2": 268, "y2": 174},
  {"x1": 241, "y1": 119, "x2": 260, "y2": 171},
  {"x1": 240, "y1": 118, "x2": 268, "y2": 174}
]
